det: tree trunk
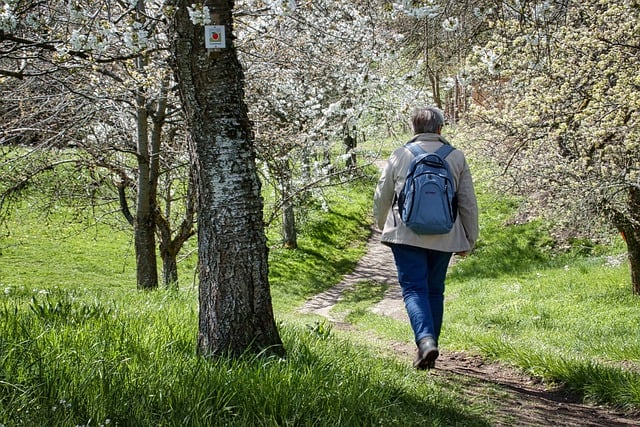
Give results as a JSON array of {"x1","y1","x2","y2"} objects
[
  {"x1": 613, "y1": 186, "x2": 640, "y2": 295},
  {"x1": 171, "y1": 0, "x2": 284, "y2": 357},
  {"x1": 155, "y1": 169, "x2": 197, "y2": 289},
  {"x1": 161, "y1": 248, "x2": 179, "y2": 289},
  {"x1": 625, "y1": 226, "x2": 640, "y2": 295},
  {"x1": 135, "y1": 90, "x2": 159, "y2": 290},
  {"x1": 431, "y1": 71, "x2": 442, "y2": 110},
  {"x1": 617, "y1": 223, "x2": 640, "y2": 295},
  {"x1": 344, "y1": 133, "x2": 356, "y2": 171},
  {"x1": 282, "y1": 202, "x2": 297, "y2": 249},
  {"x1": 626, "y1": 189, "x2": 640, "y2": 295},
  {"x1": 132, "y1": 0, "x2": 159, "y2": 290}
]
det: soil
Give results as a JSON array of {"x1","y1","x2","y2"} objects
[{"x1": 298, "y1": 228, "x2": 640, "y2": 426}]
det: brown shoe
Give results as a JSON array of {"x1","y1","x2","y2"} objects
[{"x1": 413, "y1": 337, "x2": 438, "y2": 370}]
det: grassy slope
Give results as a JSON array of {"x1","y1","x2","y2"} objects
[
  {"x1": 1, "y1": 152, "x2": 639, "y2": 425},
  {"x1": 0, "y1": 172, "x2": 492, "y2": 426},
  {"x1": 444, "y1": 190, "x2": 640, "y2": 410},
  {"x1": 337, "y1": 142, "x2": 640, "y2": 412}
]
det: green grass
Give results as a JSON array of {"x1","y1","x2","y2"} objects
[
  {"x1": 4, "y1": 171, "x2": 492, "y2": 426},
  {"x1": 267, "y1": 176, "x2": 375, "y2": 313},
  {"x1": 2, "y1": 149, "x2": 640, "y2": 424},
  {"x1": 444, "y1": 250, "x2": 640, "y2": 408},
  {"x1": 336, "y1": 175, "x2": 640, "y2": 412},
  {"x1": 1, "y1": 214, "x2": 138, "y2": 289},
  {"x1": 0, "y1": 278, "x2": 490, "y2": 426}
]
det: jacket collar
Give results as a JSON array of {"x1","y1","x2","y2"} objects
[{"x1": 411, "y1": 133, "x2": 451, "y2": 145}]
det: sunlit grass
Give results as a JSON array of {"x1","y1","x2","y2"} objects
[
  {"x1": 334, "y1": 176, "x2": 640, "y2": 411},
  {"x1": 5, "y1": 172, "x2": 500, "y2": 426},
  {"x1": 2, "y1": 148, "x2": 640, "y2": 423}
]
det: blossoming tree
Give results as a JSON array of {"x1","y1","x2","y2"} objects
[
  {"x1": 236, "y1": 0, "x2": 400, "y2": 249},
  {"x1": 468, "y1": 0, "x2": 640, "y2": 294},
  {"x1": 168, "y1": 0, "x2": 284, "y2": 356}
]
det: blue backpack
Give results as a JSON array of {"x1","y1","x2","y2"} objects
[{"x1": 397, "y1": 142, "x2": 457, "y2": 234}]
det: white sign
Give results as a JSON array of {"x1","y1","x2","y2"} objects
[{"x1": 205, "y1": 25, "x2": 226, "y2": 49}]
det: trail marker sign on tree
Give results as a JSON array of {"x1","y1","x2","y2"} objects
[{"x1": 205, "y1": 26, "x2": 225, "y2": 49}]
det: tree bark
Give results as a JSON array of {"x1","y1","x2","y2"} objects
[
  {"x1": 612, "y1": 186, "x2": 640, "y2": 295},
  {"x1": 132, "y1": 0, "x2": 159, "y2": 290},
  {"x1": 170, "y1": 0, "x2": 284, "y2": 356},
  {"x1": 617, "y1": 223, "x2": 640, "y2": 296},
  {"x1": 155, "y1": 170, "x2": 196, "y2": 289},
  {"x1": 625, "y1": 227, "x2": 640, "y2": 296},
  {"x1": 135, "y1": 89, "x2": 159, "y2": 290},
  {"x1": 625, "y1": 189, "x2": 640, "y2": 295},
  {"x1": 344, "y1": 133, "x2": 357, "y2": 171},
  {"x1": 161, "y1": 248, "x2": 179, "y2": 288}
]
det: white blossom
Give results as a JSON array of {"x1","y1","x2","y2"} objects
[
  {"x1": 67, "y1": 2, "x2": 86, "y2": 23},
  {"x1": 533, "y1": 1, "x2": 553, "y2": 23},
  {"x1": 25, "y1": 13, "x2": 40, "y2": 29},
  {"x1": 442, "y1": 77, "x2": 456, "y2": 90},
  {"x1": 263, "y1": 0, "x2": 297, "y2": 15},
  {"x1": 458, "y1": 69, "x2": 472, "y2": 86},
  {"x1": 123, "y1": 31, "x2": 134, "y2": 49},
  {"x1": 473, "y1": 7, "x2": 492, "y2": 20},
  {"x1": 474, "y1": 46, "x2": 499, "y2": 75},
  {"x1": 441, "y1": 17, "x2": 459, "y2": 32},
  {"x1": 69, "y1": 29, "x2": 86, "y2": 50},
  {"x1": 392, "y1": 0, "x2": 440, "y2": 19},
  {"x1": 187, "y1": 4, "x2": 211, "y2": 25},
  {"x1": 137, "y1": 28, "x2": 149, "y2": 49}
]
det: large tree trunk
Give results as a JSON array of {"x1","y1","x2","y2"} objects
[{"x1": 171, "y1": 0, "x2": 284, "y2": 356}]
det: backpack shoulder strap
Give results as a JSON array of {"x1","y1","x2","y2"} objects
[
  {"x1": 405, "y1": 142, "x2": 426, "y2": 157},
  {"x1": 435, "y1": 143, "x2": 455, "y2": 159}
]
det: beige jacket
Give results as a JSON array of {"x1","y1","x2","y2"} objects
[{"x1": 373, "y1": 133, "x2": 479, "y2": 253}]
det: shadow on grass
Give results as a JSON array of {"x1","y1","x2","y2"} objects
[
  {"x1": 450, "y1": 221, "x2": 554, "y2": 280},
  {"x1": 0, "y1": 312, "x2": 493, "y2": 426},
  {"x1": 269, "y1": 208, "x2": 371, "y2": 299},
  {"x1": 475, "y1": 339, "x2": 640, "y2": 413},
  {"x1": 269, "y1": 244, "x2": 360, "y2": 299}
]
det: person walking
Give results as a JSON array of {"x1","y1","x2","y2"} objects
[{"x1": 373, "y1": 107, "x2": 479, "y2": 370}]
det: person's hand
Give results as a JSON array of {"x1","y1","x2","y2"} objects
[{"x1": 455, "y1": 251, "x2": 470, "y2": 257}]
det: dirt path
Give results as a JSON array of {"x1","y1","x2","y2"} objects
[{"x1": 298, "y1": 228, "x2": 640, "y2": 426}]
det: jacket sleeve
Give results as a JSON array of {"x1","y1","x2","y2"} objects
[
  {"x1": 373, "y1": 159, "x2": 396, "y2": 231},
  {"x1": 456, "y1": 161, "x2": 479, "y2": 248}
]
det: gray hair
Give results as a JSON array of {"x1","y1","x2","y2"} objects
[{"x1": 411, "y1": 107, "x2": 445, "y2": 134}]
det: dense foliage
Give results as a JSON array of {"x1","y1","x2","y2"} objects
[{"x1": 464, "y1": 0, "x2": 640, "y2": 292}]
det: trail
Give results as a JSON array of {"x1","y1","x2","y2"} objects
[{"x1": 298, "y1": 228, "x2": 640, "y2": 427}]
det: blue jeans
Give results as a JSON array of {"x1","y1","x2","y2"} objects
[{"x1": 390, "y1": 244, "x2": 452, "y2": 345}]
